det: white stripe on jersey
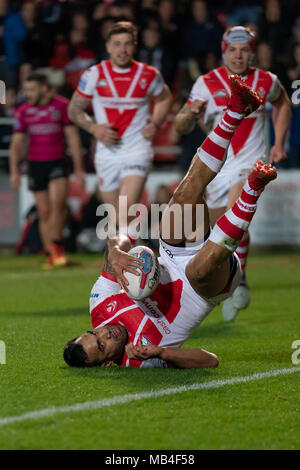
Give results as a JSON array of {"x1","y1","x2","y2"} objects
[
  {"x1": 102, "y1": 61, "x2": 118, "y2": 98},
  {"x1": 95, "y1": 304, "x2": 138, "y2": 328},
  {"x1": 251, "y1": 68, "x2": 259, "y2": 91},
  {"x1": 213, "y1": 69, "x2": 231, "y2": 96},
  {"x1": 126, "y1": 62, "x2": 143, "y2": 99}
]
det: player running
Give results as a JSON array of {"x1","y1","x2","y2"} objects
[
  {"x1": 68, "y1": 21, "x2": 172, "y2": 239},
  {"x1": 63, "y1": 76, "x2": 277, "y2": 369},
  {"x1": 175, "y1": 26, "x2": 291, "y2": 321},
  {"x1": 9, "y1": 73, "x2": 85, "y2": 268}
]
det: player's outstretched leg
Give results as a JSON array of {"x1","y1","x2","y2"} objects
[
  {"x1": 185, "y1": 161, "x2": 277, "y2": 298},
  {"x1": 162, "y1": 75, "x2": 263, "y2": 245}
]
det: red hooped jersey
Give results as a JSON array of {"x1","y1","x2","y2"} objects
[
  {"x1": 13, "y1": 95, "x2": 72, "y2": 161},
  {"x1": 187, "y1": 66, "x2": 281, "y2": 168},
  {"x1": 76, "y1": 60, "x2": 165, "y2": 149}
]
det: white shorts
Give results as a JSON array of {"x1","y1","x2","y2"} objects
[
  {"x1": 206, "y1": 155, "x2": 268, "y2": 209},
  {"x1": 206, "y1": 167, "x2": 252, "y2": 209},
  {"x1": 94, "y1": 143, "x2": 153, "y2": 193},
  {"x1": 159, "y1": 236, "x2": 241, "y2": 310}
]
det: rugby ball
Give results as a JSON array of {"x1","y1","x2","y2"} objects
[{"x1": 124, "y1": 246, "x2": 160, "y2": 300}]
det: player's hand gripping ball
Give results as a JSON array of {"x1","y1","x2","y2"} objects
[{"x1": 124, "y1": 246, "x2": 160, "y2": 300}]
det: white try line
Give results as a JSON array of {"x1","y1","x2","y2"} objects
[{"x1": 0, "y1": 366, "x2": 300, "y2": 427}]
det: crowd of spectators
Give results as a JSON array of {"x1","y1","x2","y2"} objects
[{"x1": 1, "y1": 0, "x2": 300, "y2": 168}]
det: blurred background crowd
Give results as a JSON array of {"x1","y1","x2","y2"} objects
[
  {"x1": 1, "y1": 0, "x2": 300, "y2": 253},
  {"x1": 1, "y1": 0, "x2": 300, "y2": 171}
]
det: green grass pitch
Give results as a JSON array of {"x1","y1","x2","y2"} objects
[{"x1": 0, "y1": 253, "x2": 300, "y2": 450}]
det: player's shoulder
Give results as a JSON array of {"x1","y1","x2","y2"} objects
[
  {"x1": 14, "y1": 102, "x2": 32, "y2": 120},
  {"x1": 193, "y1": 66, "x2": 222, "y2": 87},
  {"x1": 253, "y1": 66, "x2": 278, "y2": 83},
  {"x1": 52, "y1": 94, "x2": 70, "y2": 107},
  {"x1": 138, "y1": 61, "x2": 160, "y2": 77},
  {"x1": 16, "y1": 101, "x2": 30, "y2": 113}
]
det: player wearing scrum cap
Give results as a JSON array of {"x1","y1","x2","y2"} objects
[{"x1": 175, "y1": 26, "x2": 291, "y2": 322}]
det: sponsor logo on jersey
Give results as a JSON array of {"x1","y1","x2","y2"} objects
[
  {"x1": 97, "y1": 79, "x2": 107, "y2": 87},
  {"x1": 140, "y1": 335, "x2": 152, "y2": 346},
  {"x1": 90, "y1": 293, "x2": 99, "y2": 298},
  {"x1": 78, "y1": 77, "x2": 87, "y2": 90},
  {"x1": 106, "y1": 300, "x2": 117, "y2": 313},
  {"x1": 38, "y1": 110, "x2": 49, "y2": 118},
  {"x1": 214, "y1": 89, "x2": 227, "y2": 98},
  {"x1": 161, "y1": 244, "x2": 173, "y2": 258},
  {"x1": 26, "y1": 108, "x2": 37, "y2": 114},
  {"x1": 114, "y1": 77, "x2": 131, "y2": 81}
]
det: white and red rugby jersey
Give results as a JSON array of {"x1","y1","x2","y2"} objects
[
  {"x1": 76, "y1": 60, "x2": 165, "y2": 151},
  {"x1": 188, "y1": 66, "x2": 282, "y2": 171},
  {"x1": 89, "y1": 254, "x2": 213, "y2": 368}
]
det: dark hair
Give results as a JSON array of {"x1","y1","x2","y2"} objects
[
  {"x1": 63, "y1": 339, "x2": 102, "y2": 368},
  {"x1": 25, "y1": 73, "x2": 49, "y2": 86},
  {"x1": 106, "y1": 21, "x2": 138, "y2": 43}
]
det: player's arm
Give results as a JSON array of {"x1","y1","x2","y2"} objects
[
  {"x1": 9, "y1": 132, "x2": 26, "y2": 190},
  {"x1": 269, "y1": 85, "x2": 291, "y2": 164},
  {"x1": 104, "y1": 235, "x2": 143, "y2": 288},
  {"x1": 125, "y1": 342, "x2": 219, "y2": 369},
  {"x1": 175, "y1": 100, "x2": 207, "y2": 135},
  {"x1": 63, "y1": 125, "x2": 85, "y2": 187},
  {"x1": 142, "y1": 85, "x2": 172, "y2": 140},
  {"x1": 68, "y1": 92, "x2": 119, "y2": 145}
]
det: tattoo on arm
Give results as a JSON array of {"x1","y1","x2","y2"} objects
[
  {"x1": 103, "y1": 245, "x2": 115, "y2": 275},
  {"x1": 68, "y1": 93, "x2": 94, "y2": 133}
]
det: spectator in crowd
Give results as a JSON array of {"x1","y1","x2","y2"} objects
[
  {"x1": 181, "y1": 0, "x2": 223, "y2": 63},
  {"x1": 226, "y1": 1, "x2": 262, "y2": 26},
  {"x1": 259, "y1": 0, "x2": 291, "y2": 59},
  {"x1": 137, "y1": 27, "x2": 177, "y2": 87},
  {"x1": 3, "y1": 1, "x2": 27, "y2": 87},
  {"x1": 0, "y1": 0, "x2": 8, "y2": 81},
  {"x1": 256, "y1": 42, "x2": 289, "y2": 91},
  {"x1": 157, "y1": 0, "x2": 180, "y2": 50},
  {"x1": 21, "y1": 0, "x2": 54, "y2": 68}
]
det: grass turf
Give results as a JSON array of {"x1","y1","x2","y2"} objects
[{"x1": 0, "y1": 253, "x2": 299, "y2": 450}]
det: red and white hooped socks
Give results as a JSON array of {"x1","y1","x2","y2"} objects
[
  {"x1": 209, "y1": 161, "x2": 277, "y2": 252},
  {"x1": 197, "y1": 110, "x2": 244, "y2": 173}
]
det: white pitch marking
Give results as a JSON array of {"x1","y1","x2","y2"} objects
[{"x1": 0, "y1": 367, "x2": 299, "y2": 427}]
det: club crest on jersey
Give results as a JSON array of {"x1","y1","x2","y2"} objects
[
  {"x1": 257, "y1": 86, "x2": 266, "y2": 99},
  {"x1": 97, "y1": 79, "x2": 107, "y2": 87},
  {"x1": 214, "y1": 89, "x2": 227, "y2": 98},
  {"x1": 139, "y1": 78, "x2": 148, "y2": 89},
  {"x1": 106, "y1": 300, "x2": 117, "y2": 313}
]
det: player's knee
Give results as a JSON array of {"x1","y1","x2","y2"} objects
[{"x1": 185, "y1": 257, "x2": 214, "y2": 284}]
